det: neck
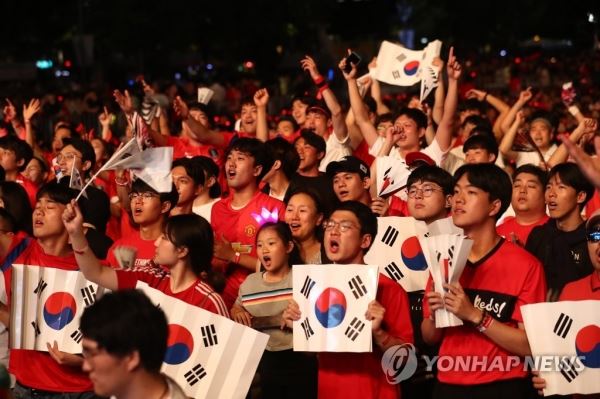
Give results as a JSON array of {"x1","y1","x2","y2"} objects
[
  {"x1": 192, "y1": 191, "x2": 212, "y2": 207},
  {"x1": 118, "y1": 371, "x2": 168, "y2": 399},
  {"x1": 298, "y1": 236, "x2": 320, "y2": 260},
  {"x1": 169, "y1": 261, "x2": 198, "y2": 293},
  {"x1": 336, "y1": 253, "x2": 364, "y2": 265},
  {"x1": 298, "y1": 167, "x2": 319, "y2": 177},
  {"x1": 515, "y1": 210, "x2": 547, "y2": 225},
  {"x1": 556, "y1": 209, "x2": 584, "y2": 232},
  {"x1": 463, "y1": 220, "x2": 501, "y2": 261},
  {"x1": 38, "y1": 234, "x2": 71, "y2": 257},
  {"x1": 231, "y1": 184, "x2": 258, "y2": 208},
  {"x1": 171, "y1": 202, "x2": 193, "y2": 216},
  {"x1": 139, "y1": 219, "x2": 164, "y2": 240},
  {"x1": 265, "y1": 265, "x2": 290, "y2": 282},
  {"x1": 424, "y1": 212, "x2": 450, "y2": 226},
  {"x1": 398, "y1": 145, "x2": 421, "y2": 159},
  {"x1": 357, "y1": 192, "x2": 371, "y2": 206},
  {"x1": 5, "y1": 170, "x2": 18, "y2": 181},
  {"x1": 267, "y1": 173, "x2": 290, "y2": 197}
]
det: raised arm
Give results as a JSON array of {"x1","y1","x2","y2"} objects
[
  {"x1": 98, "y1": 106, "x2": 114, "y2": 143},
  {"x1": 368, "y1": 57, "x2": 391, "y2": 115},
  {"x1": 431, "y1": 57, "x2": 445, "y2": 125},
  {"x1": 173, "y1": 96, "x2": 226, "y2": 147},
  {"x1": 547, "y1": 118, "x2": 598, "y2": 168},
  {"x1": 22, "y1": 98, "x2": 41, "y2": 152},
  {"x1": 434, "y1": 47, "x2": 462, "y2": 152},
  {"x1": 561, "y1": 134, "x2": 600, "y2": 189},
  {"x1": 301, "y1": 55, "x2": 348, "y2": 141},
  {"x1": 62, "y1": 200, "x2": 118, "y2": 291},
  {"x1": 253, "y1": 88, "x2": 269, "y2": 142},
  {"x1": 466, "y1": 88, "x2": 510, "y2": 140},
  {"x1": 500, "y1": 87, "x2": 533, "y2": 134},
  {"x1": 498, "y1": 111, "x2": 524, "y2": 161}
]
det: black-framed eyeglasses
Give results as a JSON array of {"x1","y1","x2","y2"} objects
[
  {"x1": 406, "y1": 186, "x2": 442, "y2": 199},
  {"x1": 128, "y1": 191, "x2": 159, "y2": 201},
  {"x1": 587, "y1": 230, "x2": 600, "y2": 243},
  {"x1": 323, "y1": 219, "x2": 358, "y2": 233}
]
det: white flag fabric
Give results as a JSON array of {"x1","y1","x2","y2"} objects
[
  {"x1": 365, "y1": 217, "x2": 429, "y2": 292},
  {"x1": 10, "y1": 264, "x2": 104, "y2": 353},
  {"x1": 106, "y1": 146, "x2": 174, "y2": 193},
  {"x1": 522, "y1": 300, "x2": 600, "y2": 396},
  {"x1": 372, "y1": 40, "x2": 442, "y2": 86},
  {"x1": 375, "y1": 156, "x2": 412, "y2": 198},
  {"x1": 418, "y1": 233, "x2": 473, "y2": 328},
  {"x1": 292, "y1": 264, "x2": 378, "y2": 353},
  {"x1": 136, "y1": 282, "x2": 269, "y2": 399},
  {"x1": 68, "y1": 161, "x2": 87, "y2": 198},
  {"x1": 419, "y1": 40, "x2": 442, "y2": 102}
]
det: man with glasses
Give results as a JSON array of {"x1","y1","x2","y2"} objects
[
  {"x1": 406, "y1": 165, "x2": 454, "y2": 225},
  {"x1": 283, "y1": 201, "x2": 413, "y2": 399},
  {"x1": 105, "y1": 179, "x2": 178, "y2": 268}
]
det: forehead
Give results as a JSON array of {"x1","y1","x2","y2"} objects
[
  {"x1": 514, "y1": 172, "x2": 541, "y2": 185},
  {"x1": 190, "y1": 109, "x2": 207, "y2": 118},
  {"x1": 288, "y1": 192, "x2": 316, "y2": 207},
  {"x1": 394, "y1": 114, "x2": 417, "y2": 125},
  {"x1": 330, "y1": 210, "x2": 360, "y2": 225},
  {"x1": 61, "y1": 144, "x2": 81, "y2": 154},
  {"x1": 530, "y1": 120, "x2": 551, "y2": 129},
  {"x1": 171, "y1": 165, "x2": 190, "y2": 176},
  {"x1": 241, "y1": 104, "x2": 257, "y2": 112},
  {"x1": 334, "y1": 171, "x2": 360, "y2": 179},
  {"x1": 36, "y1": 195, "x2": 63, "y2": 206},
  {"x1": 408, "y1": 179, "x2": 439, "y2": 188}
]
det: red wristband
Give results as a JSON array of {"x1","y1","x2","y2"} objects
[{"x1": 313, "y1": 75, "x2": 325, "y2": 86}]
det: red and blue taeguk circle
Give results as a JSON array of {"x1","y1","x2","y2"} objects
[
  {"x1": 314, "y1": 287, "x2": 347, "y2": 328},
  {"x1": 575, "y1": 325, "x2": 600, "y2": 368},
  {"x1": 401, "y1": 236, "x2": 428, "y2": 271},
  {"x1": 403, "y1": 60, "x2": 420, "y2": 76},
  {"x1": 43, "y1": 292, "x2": 77, "y2": 330},
  {"x1": 164, "y1": 324, "x2": 194, "y2": 365}
]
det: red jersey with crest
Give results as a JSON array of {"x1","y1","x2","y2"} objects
[
  {"x1": 6, "y1": 240, "x2": 92, "y2": 392},
  {"x1": 116, "y1": 264, "x2": 229, "y2": 316},
  {"x1": 496, "y1": 215, "x2": 549, "y2": 247},
  {"x1": 211, "y1": 190, "x2": 283, "y2": 308},
  {"x1": 423, "y1": 239, "x2": 546, "y2": 385},
  {"x1": 105, "y1": 233, "x2": 156, "y2": 268},
  {"x1": 167, "y1": 135, "x2": 222, "y2": 164}
]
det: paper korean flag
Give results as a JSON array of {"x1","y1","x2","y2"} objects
[
  {"x1": 10, "y1": 264, "x2": 104, "y2": 353},
  {"x1": 522, "y1": 300, "x2": 600, "y2": 396},
  {"x1": 376, "y1": 156, "x2": 412, "y2": 198},
  {"x1": 292, "y1": 264, "x2": 378, "y2": 353},
  {"x1": 372, "y1": 41, "x2": 424, "y2": 86},
  {"x1": 365, "y1": 217, "x2": 429, "y2": 292},
  {"x1": 136, "y1": 283, "x2": 269, "y2": 399},
  {"x1": 418, "y1": 234, "x2": 473, "y2": 328}
]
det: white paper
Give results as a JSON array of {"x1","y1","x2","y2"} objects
[{"x1": 375, "y1": 156, "x2": 412, "y2": 198}]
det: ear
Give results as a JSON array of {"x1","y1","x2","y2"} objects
[
  {"x1": 317, "y1": 151, "x2": 326, "y2": 162},
  {"x1": 445, "y1": 194, "x2": 453, "y2": 209},
  {"x1": 286, "y1": 240, "x2": 294, "y2": 254},
  {"x1": 16, "y1": 158, "x2": 25, "y2": 168},
  {"x1": 417, "y1": 127, "x2": 426, "y2": 138},
  {"x1": 253, "y1": 164, "x2": 263, "y2": 178},
  {"x1": 360, "y1": 233, "x2": 372, "y2": 251},
  {"x1": 177, "y1": 245, "x2": 189, "y2": 260},
  {"x1": 488, "y1": 198, "x2": 502, "y2": 218},
  {"x1": 488, "y1": 153, "x2": 497, "y2": 163},
  {"x1": 125, "y1": 350, "x2": 141, "y2": 372},
  {"x1": 362, "y1": 177, "x2": 372, "y2": 190},
  {"x1": 271, "y1": 160, "x2": 282, "y2": 172},
  {"x1": 576, "y1": 191, "x2": 588, "y2": 205},
  {"x1": 81, "y1": 160, "x2": 92, "y2": 173},
  {"x1": 316, "y1": 213, "x2": 324, "y2": 227},
  {"x1": 206, "y1": 176, "x2": 217, "y2": 188},
  {"x1": 160, "y1": 201, "x2": 172, "y2": 215}
]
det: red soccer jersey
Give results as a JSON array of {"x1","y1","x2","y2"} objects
[
  {"x1": 220, "y1": 131, "x2": 255, "y2": 149},
  {"x1": 352, "y1": 138, "x2": 375, "y2": 167},
  {"x1": 496, "y1": 215, "x2": 549, "y2": 246},
  {"x1": 318, "y1": 274, "x2": 414, "y2": 399},
  {"x1": 15, "y1": 173, "x2": 38, "y2": 208},
  {"x1": 559, "y1": 272, "x2": 600, "y2": 300},
  {"x1": 166, "y1": 135, "x2": 222, "y2": 164},
  {"x1": 105, "y1": 233, "x2": 156, "y2": 267},
  {"x1": 423, "y1": 239, "x2": 546, "y2": 385},
  {"x1": 116, "y1": 264, "x2": 229, "y2": 316},
  {"x1": 211, "y1": 190, "x2": 283, "y2": 308},
  {"x1": 7, "y1": 240, "x2": 93, "y2": 392}
]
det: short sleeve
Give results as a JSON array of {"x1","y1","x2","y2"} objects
[{"x1": 512, "y1": 258, "x2": 547, "y2": 322}]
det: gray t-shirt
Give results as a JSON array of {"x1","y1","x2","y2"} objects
[{"x1": 236, "y1": 271, "x2": 292, "y2": 351}]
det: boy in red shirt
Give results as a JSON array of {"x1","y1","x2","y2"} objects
[
  {"x1": 0, "y1": 136, "x2": 36, "y2": 208},
  {"x1": 422, "y1": 163, "x2": 546, "y2": 398},
  {"x1": 211, "y1": 138, "x2": 283, "y2": 309}
]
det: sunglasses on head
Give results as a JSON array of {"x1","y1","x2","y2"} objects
[{"x1": 587, "y1": 230, "x2": 600, "y2": 243}]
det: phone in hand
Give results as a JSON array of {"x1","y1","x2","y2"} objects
[{"x1": 343, "y1": 52, "x2": 362, "y2": 73}]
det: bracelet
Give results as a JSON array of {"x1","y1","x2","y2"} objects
[
  {"x1": 313, "y1": 75, "x2": 325, "y2": 86},
  {"x1": 317, "y1": 84, "x2": 329, "y2": 96},
  {"x1": 72, "y1": 245, "x2": 89, "y2": 255},
  {"x1": 474, "y1": 310, "x2": 493, "y2": 333},
  {"x1": 115, "y1": 177, "x2": 129, "y2": 186}
]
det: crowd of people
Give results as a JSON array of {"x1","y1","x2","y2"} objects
[{"x1": 0, "y1": 43, "x2": 599, "y2": 399}]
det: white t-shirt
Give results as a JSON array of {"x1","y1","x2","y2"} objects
[
  {"x1": 369, "y1": 136, "x2": 447, "y2": 165},
  {"x1": 318, "y1": 133, "x2": 353, "y2": 173},
  {"x1": 514, "y1": 144, "x2": 557, "y2": 167},
  {"x1": 192, "y1": 198, "x2": 219, "y2": 223}
]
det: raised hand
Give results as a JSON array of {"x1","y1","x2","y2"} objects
[
  {"x1": 113, "y1": 90, "x2": 134, "y2": 115},
  {"x1": 339, "y1": 50, "x2": 358, "y2": 80},
  {"x1": 253, "y1": 88, "x2": 269, "y2": 108},
  {"x1": 98, "y1": 106, "x2": 114, "y2": 128},
  {"x1": 23, "y1": 98, "x2": 41, "y2": 122},
  {"x1": 465, "y1": 89, "x2": 487, "y2": 101},
  {"x1": 300, "y1": 55, "x2": 322, "y2": 82},
  {"x1": 62, "y1": 199, "x2": 85, "y2": 236},
  {"x1": 518, "y1": 87, "x2": 533, "y2": 104},
  {"x1": 173, "y1": 96, "x2": 189, "y2": 119},
  {"x1": 446, "y1": 47, "x2": 462, "y2": 81}
]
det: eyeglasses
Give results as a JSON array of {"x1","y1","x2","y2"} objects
[
  {"x1": 587, "y1": 230, "x2": 600, "y2": 243},
  {"x1": 56, "y1": 152, "x2": 81, "y2": 163},
  {"x1": 323, "y1": 219, "x2": 358, "y2": 233},
  {"x1": 128, "y1": 191, "x2": 159, "y2": 201},
  {"x1": 407, "y1": 186, "x2": 442, "y2": 198}
]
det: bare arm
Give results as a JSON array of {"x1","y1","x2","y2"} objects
[
  {"x1": 431, "y1": 57, "x2": 445, "y2": 125},
  {"x1": 253, "y1": 88, "x2": 269, "y2": 143},
  {"x1": 434, "y1": 47, "x2": 461, "y2": 152},
  {"x1": 500, "y1": 87, "x2": 533, "y2": 134},
  {"x1": 173, "y1": 96, "x2": 226, "y2": 147},
  {"x1": 368, "y1": 57, "x2": 391, "y2": 115},
  {"x1": 22, "y1": 98, "x2": 41, "y2": 152},
  {"x1": 498, "y1": 111, "x2": 523, "y2": 161},
  {"x1": 547, "y1": 118, "x2": 597, "y2": 169}
]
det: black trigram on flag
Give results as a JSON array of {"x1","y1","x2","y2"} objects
[
  {"x1": 381, "y1": 226, "x2": 399, "y2": 247},
  {"x1": 184, "y1": 363, "x2": 207, "y2": 386},
  {"x1": 71, "y1": 328, "x2": 83, "y2": 344},
  {"x1": 300, "y1": 276, "x2": 316, "y2": 298},
  {"x1": 345, "y1": 317, "x2": 365, "y2": 341},
  {"x1": 385, "y1": 262, "x2": 404, "y2": 282},
  {"x1": 554, "y1": 313, "x2": 573, "y2": 339},
  {"x1": 81, "y1": 285, "x2": 96, "y2": 307},
  {"x1": 33, "y1": 278, "x2": 47, "y2": 295},
  {"x1": 201, "y1": 324, "x2": 218, "y2": 347},
  {"x1": 300, "y1": 318, "x2": 314, "y2": 340},
  {"x1": 31, "y1": 321, "x2": 40, "y2": 337},
  {"x1": 348, "y1": 275, "x2": 367, "y2": 299},
  {"x1": 392, "y1": 70, "x2": 401, "y2": 80},
  {"x1": 559, "y1": 357, "x2": 579, "y2": 383}
]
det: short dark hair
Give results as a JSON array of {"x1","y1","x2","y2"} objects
[
  {"x1": 130, "y1": 179, "x2": 179, "y2": 213},
  {"x1": 0, "y1": 208, "x2": 17, "y2": 233},
  {"x1": 62, "y1": 137, "x2": 96, "y2": 175},
  {"x1": 331, "y1": 201, "x2": 377, "y2": 253},
  {"x1": 225, "y1": 137, "x2": 273, "y2": 181},
  {"x1": 80, "y1": 290, "x2": 168, "y2": 373},
  {"x1": 257, "y1": 221, "x2": 302, "y2": 266},
  {"x1": 240, "y1": 96, "x2": 256, "y2": 108},
  {"x1": 513, "y1": 164, "x2": 548, "y2": 187},
  {"x1": 0, "y1": 181, "x2": 33, "y2": 235},
  {"x1": 296, "y1": 129, "x2": 326, "y2": 155},
  {"x1": 36, "y1": 182, "x2": 78, "y2": 205},
  {"x1": 395, "y1": 108, "x2": 428, "y2": 130},
  {"x1": 459, "y1": 98, "x2": 485, "y2": 114},
  {"x1": 193, "y1": 156, "x2": 221, "y2": 199},
  {"x1": 266, "y1": 137, "x2": 300, "y2": 180},
  {"x1": 461, "y1": 114, "x2": 492, "y2": 131},
  {"x1": 453, "y1": 163, "x2": 512, "y2": 220},
  {"x1": 463, "y1": 134, "x2": 499, "y2": 159},
  {"x1": 164, "y1": 214, "x2": 214, "y2": 276},
  {"x1": 406, "y1": 165, "x2": 454, "y2": 196},
  {"x1": 277, "y1": 115, "x2": 299, "y2": 132},
  {"x1": 173, "y1": 157, "x2": 205, "y2": 186},
  {"x1": 375, "y1": 113, "x2": 395, "y2": 127},
  {"x1": 548, "y1": 163, "x2": 594, "y2": 210},
  {"x1": 0, "y1": 136, "x2": 33, "y2": 172}
]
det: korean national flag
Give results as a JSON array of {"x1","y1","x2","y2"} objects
[
  {"x1": 10, "y1": 264, "x2": 104, "y2": 353},
  {"x1": 365, "y1": 217, "x2": 429, "y2": 292},
  {"x1": 522, "y1": 300, "x2": 600, "y2": 396},
  {"x1": 136, "y1": 282, "x2": 269, "y2": 399},
  {"x1": 292, "y1": 264, "x2": 378, "y2": 353}
]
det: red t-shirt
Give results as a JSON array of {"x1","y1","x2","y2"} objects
[
  {"x1": 388, "y1": 196, "x2": 409, "y2": 217},
  {"x1": 318, "y1": 274, "x2": 414, "y2": 399},
  {"x1": 423, "y1": 239, "x2": 546, "y2": 385},
  {"x1": 166, "y1": 135, "x2": 222, "y2": 163},
  {"x1": 15, "y1": 173, "x2": 38, "y2": 208},
  {"x1": 352, "y1": 138, "x2": 375, "y2": 167},
  {"x1": 559, "y1": 272, "x2": 600, "y2": 301},
  {"x1": 220, "y1": 131, "x2": 254, "y2": 149},
  {"x1": 7, "y1": 241, "x2": 92, "y2": 392},
  {"x1": 496, "y1": 215, "x2": 549, "y2": 246},
  {"x1": 116, "y1": 264, "x2": 229, "y2": 316},
  {"x1": 105, "y1": 233, "x2": 156, "y2": 267},
  {"x1": 211, "y1": 190, "x2": 283, "y2": 308},
  {"x1": 585, "y1": 189, "x2": 600, "y2": 218}
]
